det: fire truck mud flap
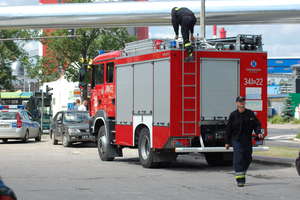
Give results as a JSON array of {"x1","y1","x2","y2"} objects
[{"x1": 175, "y1": 146, "x2": 269, "y2": 153}]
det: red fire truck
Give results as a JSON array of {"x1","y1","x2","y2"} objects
[{"x1": 89, "y1": 35, "x2": 268, "y2": 168}]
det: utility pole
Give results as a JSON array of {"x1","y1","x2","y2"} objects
[
  {"x1": 200, "y1": 0, "x2": 206, "y2": 41},
  {"x1": 41, "y1": 89, "x2": 44, "y2": 131}
]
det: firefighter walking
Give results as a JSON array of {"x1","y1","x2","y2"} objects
[
  {"x1": 225, "y1": 96, "x2": 264, "y2": 187},
  {"x1": 171, "y1": 7, "x2": 196, "y2": 59}
]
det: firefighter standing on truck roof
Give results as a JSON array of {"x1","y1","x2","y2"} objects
[
  {"x1": 225, "y1": 96, "x2": 264, "y2": 187},
  {"x1": 171, "y1": 7, "x2": 197, "y2": 58}
]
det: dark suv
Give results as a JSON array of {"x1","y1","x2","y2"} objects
[{"x1": 50, "y1": 111, "x2": 95, "y2": 147}]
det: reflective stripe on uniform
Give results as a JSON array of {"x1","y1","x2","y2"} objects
[
  {"x1": 184, "y1": 42, "x2": 192, "y2": 47},
  {"x1": 235, "y1": 172, "x2": 245, "y2": 179},
  {"x1": 235, "y1": 175, "x2": 245, "y2": 179}
]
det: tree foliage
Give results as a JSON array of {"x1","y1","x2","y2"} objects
[
  {"x1": 26, "y1": 0, "x2": 136, "y2": 83},
  {"x1": 28, "y1": 28, "x2": 135, "y2": 83},
  {"x1": 0, "y1": 30, "x2": 30, "y2": 90}
]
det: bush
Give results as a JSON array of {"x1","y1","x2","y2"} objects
[
  {"x1": 268, "y1": 115, "x2": 289, "y2": 124},
  {"x1": 296, "y1": 133, "x2": 300, "y2": 139}
]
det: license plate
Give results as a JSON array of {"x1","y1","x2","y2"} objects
[{"x1": 0, "y1": 124, "x2": 10, "y2": 128}]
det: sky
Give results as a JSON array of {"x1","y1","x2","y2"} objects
[{"x1": 1, "y1": 0, "x2": 300, "y2": 57}]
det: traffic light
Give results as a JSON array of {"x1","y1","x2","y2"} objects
[
  {"x1": 79, "y1": 67, "x2": 86, "y2": 89},
  {"x1": 46, "y1": 85, "x2": 53, "y2": 94}
]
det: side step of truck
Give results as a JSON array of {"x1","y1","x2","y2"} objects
[{"x1": 175, "y1": 146, "x2": 269, "y2": 153}]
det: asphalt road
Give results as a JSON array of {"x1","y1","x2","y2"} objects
[
  {"x1": 266, "y1": 124, "x2": 300, "y2": 148},
  {"x1": 0, "y1": 136, "x2": 299, "y2": 200}
]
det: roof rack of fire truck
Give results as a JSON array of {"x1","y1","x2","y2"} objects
[
  {"x1": 205, "y1": 34, "x2": 263, "y2": 51},
  {"x1": 123, "y1": 34, "x2": 263, "y2": 56}
]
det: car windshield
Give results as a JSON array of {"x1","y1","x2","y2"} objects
[
  {"x1": 63, "y1": 112, "x2": 90, "y2": 123},
  {"x1": 0, "y1": 111, "x2": 17, "y2": 120}
]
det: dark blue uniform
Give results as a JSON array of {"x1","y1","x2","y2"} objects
[
  {"x1": 225, "y1": 109, "x2": 261, "y2": 184},
  {"x1": 171, "y1": 7, "x2": 196, "y2": 57}
]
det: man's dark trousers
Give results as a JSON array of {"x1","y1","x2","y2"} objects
[
  {"x1": 232, "y1": 140, "x2": 253, "y2": 183},
  {"x1": 181, "y1": 16, "x2": 196, "y2": 57}
]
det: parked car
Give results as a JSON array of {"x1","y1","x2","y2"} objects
[
  {"x1": 0, "y1": 105, "x2": 42, "y2": 143},
  {"x1": 50, "y1": 111, "x2": 94, "y2": 147}
]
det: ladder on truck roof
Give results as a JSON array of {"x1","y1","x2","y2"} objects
[{"x1": 181, "y1": 49, "x2": 198, "y2": 139}]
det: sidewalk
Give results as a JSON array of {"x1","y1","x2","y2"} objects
[
  {"x1": 268, "y1": 123, "x2": 300, "y2": 130},
  {"x1": 253, "y1": 155, "x2": 295, "y2": 167}
]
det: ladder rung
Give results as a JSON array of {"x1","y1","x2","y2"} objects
[
  {"x1": 184, "y1": 109, "x2": 196, "y2": 111},
  {"x1": 183, "y1": 73, "x2": 196, "y2": 75},
  {"x1": 181, "y1": 133, "x2": 196, "y2": 135},
  {"x1": 181, "y1": 85, "x2": 196, "y2": 87},
  {"x1": 184, "y1": 97, "x2": 196, "y2": 99},
  {"x1": 180, "y1": 121, "x2": 197, "y2": 124}
]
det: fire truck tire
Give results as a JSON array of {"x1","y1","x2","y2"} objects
[
  {"x1": 204, "y1": 152, "x2": 233, "y2": 166},
  {"x1": 97, "y1": 126, "x2": 115, "y2": 161},
  {"x1": 138, "y1": 128, "x2": 159, "y2": 168}
]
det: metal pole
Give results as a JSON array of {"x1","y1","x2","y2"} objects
[
  {"x1": 200, "y1": 0, "x2": 206, "y2": 41},
  {"x1": 41, "y1": 89, "x2": 44, "y2": 131}
]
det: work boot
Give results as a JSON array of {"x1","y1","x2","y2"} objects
[
  {"x1": 237, "y1": 178, "x2": 245, "y2": 187},
  {"x1": 235, "y1": 173, "x2": 246, "y2": 187}
]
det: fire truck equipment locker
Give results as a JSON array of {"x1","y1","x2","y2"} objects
[{"x1": 200, "y1": 59, "x2": 239, "y2": 120}]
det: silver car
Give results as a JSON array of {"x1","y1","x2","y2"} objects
[{"x1": 0, "y1": 109, "x2": 42, "y2": 143}]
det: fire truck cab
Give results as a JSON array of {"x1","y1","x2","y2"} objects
[{"x1": 89, "y1": 35, "x2": 269, "y2": 168}]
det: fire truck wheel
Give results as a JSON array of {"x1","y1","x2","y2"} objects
[
  {"x1": 138, "y1": 128, "x2": 158, "y2": 168},
  {"x1": 98, "y1": 126, "x2": 115, "y2": 161},
  {"x1": 204, "y1": 152, "x2": 233, "y2": 166}
]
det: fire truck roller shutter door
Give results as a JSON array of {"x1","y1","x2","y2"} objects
[
  {"x1": 200, "y1": 59, "x2": 239, "y2": 120},
  {"x1": 133, "y1": 62, "x2": 154, "y2": 147},
  {"x1": 116, "y1": 65, "x2": 133, "y2": 125},
  {"x1": 153, "y1": 59, "x2": 170, "y2": 126}
]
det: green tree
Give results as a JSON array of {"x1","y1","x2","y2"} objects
[
  {"x1": 282, "y1": 96, "x2": 293, "y2": 121},
  {"x1": 32, "y1": 28, "x2": 135, "y2": 83},
  {"x1": 0, "y1": 30, "x2": 30, "y2": 90},
  {"x1": 26, "y1": 0, "x2": 136, "y2": 98}
]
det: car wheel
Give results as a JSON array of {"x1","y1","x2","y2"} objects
[
  {"x1": 2, "y1": 139, "x2": 8, "y2": 143},
  {"x1": 22, "y1": 130, "x2": 29, "y2": 143},
  {"x1": 52, "y1": 132, "x2": 58, "y2": 145},
  {"x1": 97, "y1": 126, "x2": 114, "y2": 161},
  {"x1": 35, "y1": 129, "x2": 42, "y2": 142},
  {"x1": 62, "y1": 134, "x2": 71, "y2": 147},
  {"x1": 138, "y1": 127, "x2": 158, "y2": 168}
]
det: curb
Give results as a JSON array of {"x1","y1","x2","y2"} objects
[{"x1": 253, "y1": 155, "x2": 295, "y2": 167}]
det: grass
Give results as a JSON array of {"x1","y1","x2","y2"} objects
[
  {"x1": 268, "y1": 115, "x2": 289, "y2": 124},
  {"x1": 254, "y1": 146, "x2": 299, "y2": 159},
  {"x1": 291, "y1": 119, "x2": 300, "y2": 124}
]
